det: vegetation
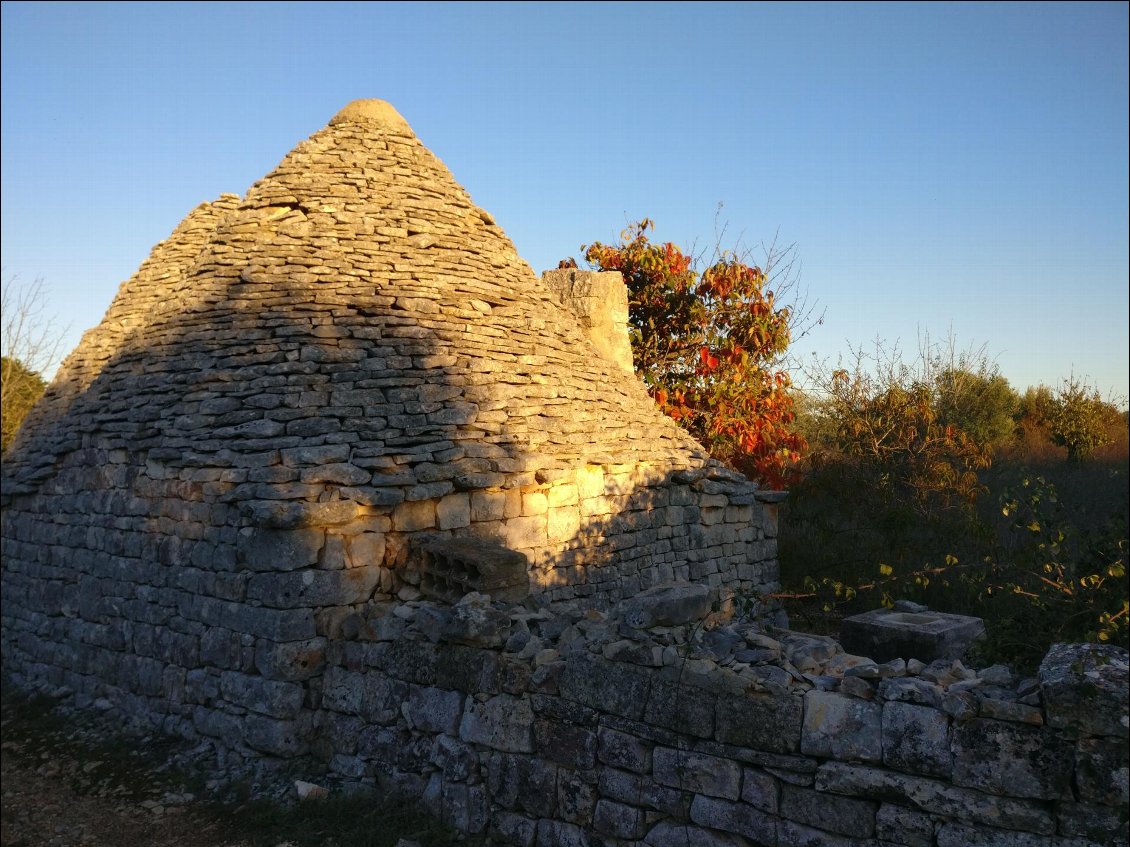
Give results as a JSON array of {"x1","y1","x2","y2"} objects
[
  {"x1": 781, "y1": 340, "x2": 1128, "y2": 671},
  {"x1": 1, "y1": 276, "x2": 63, "y2": 454},
  {"x1": 579, "y1": 220, "x2": 806, "y2": 487}
]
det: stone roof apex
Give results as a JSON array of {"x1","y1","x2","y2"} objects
[{"x1": 328, "y1": 99, "x2": 413, "y2": 133}]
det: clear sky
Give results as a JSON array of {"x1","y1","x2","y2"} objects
[{"x1": 2, "y1": 1, "x2": 1127, "y2": 401}]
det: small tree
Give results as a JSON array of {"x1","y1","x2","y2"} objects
[
  {"x1": 580, "y1": 220, "x2": 805, "y2": 487},
  {"x1": 1, "y1": 276, "x2": 64, "y2": 454},
  {"x1": 934, "y1": 367, "x2": 1019, "y2": 453},
  {"x1": 1048, "y1": 377, "x2": 1113, "y2": 462}
]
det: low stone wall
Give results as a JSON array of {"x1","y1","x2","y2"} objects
[
  {"x1": 319, "y1": 595, "x2": 1128, "y2": 846},
  {"x1": 4, "y1": 574, "x2": 1127, "y2": 845}
]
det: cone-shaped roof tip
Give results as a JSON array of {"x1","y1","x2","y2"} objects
[{"x1": 329, "y1": 99, "x2": 413, "y2": 133}]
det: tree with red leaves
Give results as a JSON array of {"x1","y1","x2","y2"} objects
[{"x1": 581, "y1": 220, "x2": 805, "y2": 487}]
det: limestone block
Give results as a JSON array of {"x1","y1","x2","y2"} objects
[
  {"x1": 1075, "y1": 738, "x2": 1130, "y2": 806},
  {"x1": 594, "y1": 799, "x2": 646, "y2": 840},
  {"x1": 244, "y1": 499, "x2": 360, "y2": 529},
  {"x1": 558, "y1": 653, "x2": 651, "y2": 720},
  {"x1": 490, "y1": 812, "x2": 536, "y2": 847},
  {"x1": 741, "y1": 768, "x2": 780, "y2": 812},
  {"x1": 498, "y1": 514, "x2": 547, "y2": 549},
  {"x1": 715, "y1": 691, "x2": 804, "y2": 754},
  {"x1": 653, "y1": 747, "x2": 741, "y2": 800},
  {"x1": 691, "y1": 797, "x2": 778, "y2": 844},
  {"x1": 460, "y1": 693, "x2": 534, "y2": 753},
  {"x1": 219, "y1": 670, "x2": 304, "y2": 719},
  {"x1": 877, "y1": 676, "x2": 945, "y2": 708},
  {"x1": 598, "y1": 767, "x2": 689, "y2": 817},
  {"x1": 802, "y1": 691, "x2": 883, "y2": 763},
  {"x1": 618, "y1": 581, "x2": 713, "y2": 628},
  {"x1": 643, "y1": 677, "x2": 716, "y2": 738},
  {"x1": 597, "y1": 726, "x2": 652, "y2": 773},
  {"x1": 348, "y1": 532, "x2": 386, "y2": 567},
  {"x1": 237, "y1": 605, "x2": 317, "y2": 641},
  {"x1": 1057, "y1": 801, "x2": 1129, "y2": 843},
  {"x1": 470, "y1": 490, "x2": 507, "y2": 522},
  {"x1": 644, "y1": 822, "x2": 748, "y2": 847},
  {"x1": 392, "y1": 499, "x2": 436, "y2": 531},
  {"x1": 535, "y1": 819, "x2": 588, "y2": 847},
  {"x1": 840, "y1": 607, "x2": 985, "y2": 664},
  {"x1": 238, "y1": 527, "x2": 325, "y2": 572},
  {"x1": 521, "y1": 491, "x2": 548, "y2": 517},
  {"x1": 254, "y1": 638, "x2": 327, "y2": 681},
  {"x1": 1039, "y1": 643, "x2": 1129, "y2": 739},
  {"x1": 299, "y1": 463, "x2": 371, "y2": 485},
  {"x1": 546, "y1": 505, "x2": 581, "y2": 544},
  {"x1": 779, "y1": 784, "x2": 877, "y2": 838},
  {"x1": 243, "y1": 713, "x2": 310, "y2": 757},
  {"x1": 951, "y1": 718, "x2": 1074, "y2": 801},
  {"x1": 533, "y1": 716, "x2": 596, "y2": 770},
  {"x1": 436, "y1": 643, "x2": 502, "y2": 695},
  {"x1": 486, "y1": 752, "x2": 557, "y2": 816},
  {"x1": 935, "y1": 823, "x2": 1095, "y2": 847},
  {"x1": 875, "y1": 803, "x2": 936, "y2": 847},
  {"x1": 436, "y1": 493, "x2": 471, "y2": 530},
  {"x1": 442, "y1": 595, "x2": 512, "y2": 647},
  {"x1": 882, "y1": 701, "x2": 952, "y2": 778},
  {"x1": 246, "y1": 567, "x2": 380, "y2": 608},
  {"x1": 556, "y1": 767, "x2": 597, "y2": 825},
  {"x1": 815, "y1": 762, "x2": 1055, "y2": 834},
  {"x1": 402, "y1": 684, "x2": 464, "y2": 734},
  {"x1": 540, "y1": 269, "x2": 633, "y2": 374}
]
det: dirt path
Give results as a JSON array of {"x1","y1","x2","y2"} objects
[{"x1": 1, "y1": 737, "x2": 234, "y2": 847}]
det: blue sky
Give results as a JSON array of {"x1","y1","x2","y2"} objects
[{"x1": 2, "y1": 2, "x2": 1127, "y2": 400}]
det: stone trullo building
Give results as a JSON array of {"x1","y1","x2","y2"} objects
[
  {"x1": 1, "y1": 97, "x2": 778, "y2": 730},
  {"x1": 3, "y1": 101, "x2": 1128, "y2": 847}
]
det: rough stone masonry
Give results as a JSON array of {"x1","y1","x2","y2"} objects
[{"x1": 1, "y1": 101, "x2": 1126, "y2": 846}]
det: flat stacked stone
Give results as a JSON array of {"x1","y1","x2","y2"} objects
[{"x1": 1, "y1": 101, "x2": 780, "y2": 752}]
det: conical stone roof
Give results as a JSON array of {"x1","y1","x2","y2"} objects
[{"x1": 2, "y1": 100, "x2": 773, "y2": 607}]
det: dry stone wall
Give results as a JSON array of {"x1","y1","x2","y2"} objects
[{"x1": 313, "y1": 599, "x2": 1128, "y2": 847}]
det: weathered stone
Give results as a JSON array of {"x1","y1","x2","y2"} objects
[
  {"x1": 1074, "y1": 738, "x2": 1130, "y2": 806},
  {"x1": 1039, "y1": 643, "x2": 1129, "y2": 739},
  {"x1": 690, "y1": 795, "x2": 777, "y2": 844},
  {"x1": 1057, "y1": 801, "x2": 1129, "y2": 843},
  {"x1": 247, "y1": 567, "x2": 381, "y2": 608},
  {"x1": 801, "y1": 691, "x2": 882, "y2": 763},
  {"x1": 877, "y1": 676, "x2": 945, "y2": 708},
  {"x1": 644, "y1": 676, "x2": 716, "y2": 738},
  {"x1": 779, "y1": 784, "x2": 877, "y2": 838},
  {"x1": 619, "y1": 581, "x2": 713, "y2": 627},
  {"x1": 238, "y1": 528, "x2": 324, "y2": 571},
  {"x1": 882, "y1": 701, "x2": 952, "y2": 777},
  {"x1": 653, "y1": 747, "x2": 741, "y2": 800},
  {"x1": 459, "y1": 694, "x2": 534, "y2": 753},
  {"x1": 741, "y1": 768, "x2": 781, "y2": 812},
  {"x1": 645, "y1": 822, "x2": 749, "y2": 847},
  {"x1": 952, "y1": 718, "x2": 1073, "y2": 800},
  {"x1": 402, "y1": 685, "x2": 464, "y2": 734},
  {"x1": 593, "y1": 799, "x2": 646, "y2": 839},
  {"x1": 875, "y1": 803, "x2": 935, "y2": 847},
  {"x1": 815, "y1": 762, "x2": 1054, "y2": 835},
  {"x1": 254, "y1": 638, "x2": 327, "y2": 681},
  {"x1": 598, "y1": 767, "x2": 690, "y2": 817},
  {"x1": 715, "y1": 691, "x2": 803, "y2": 754},
  {"x1": 597, "y1": 726, "x2": 652, "y2": 773},
  {"x1": 840, "y1": 608, "x2": 985, "y2": 663},
  {"x1": 558, "y1": 653, "x2": 651, "y2": 720},
  {"x1": 936, "y1": 823, "x2": 1097, "y2": 847},
  {"x1": 533, "y1": 717, "x2": 596, "y2": 770}
]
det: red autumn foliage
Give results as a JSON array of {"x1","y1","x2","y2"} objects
[{"x1": 582, "y1": 220, "x2": 805, "y2": 487}]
